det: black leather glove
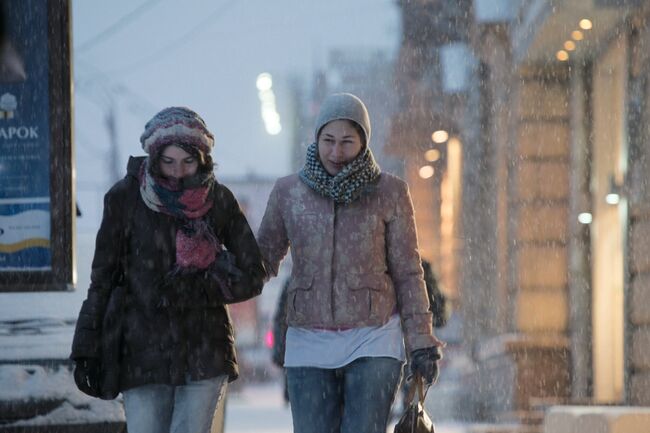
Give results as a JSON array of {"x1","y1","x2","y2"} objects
[
  {"x1": 73, "y1": 358, "x2": 102, "y2": 397},
  {"x1": 410, "y1": 346, "x2": 442, "y2": 385}
]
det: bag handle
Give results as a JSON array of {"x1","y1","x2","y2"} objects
[{"x1": 405, "y1": 373, "x2": 430, "y2": 405}]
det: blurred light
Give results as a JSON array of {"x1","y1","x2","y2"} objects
[
  {"x1": 256, "y1": 73, "x2": 282, "y2": 135},
  {"x1": 424, "y1": 149, "x2": 441, "y2": 162},
  {"x1": 571, "y1": 30, "x2": 584, "y2": 41},
  {"x1": 556, "y1": 50, "x2": 569, "y2": 61},
  {"x1": 256, "y1": 73, "x2": 273, "y2": 91},
  {"x1": 419, "y1": 165, "x2": 435, "y2": 179},
  {"x1": 579, "y1": 19, "x2": 592, "y2": 30},
  {"x1": 264, "y1": 329, "x2": 274, "y2": 348},
  {"x1": 606, "y1": 193, "x2": 620, "y2": 205},
  {"x1": 266, "y1": 122, "x2": 282, "y2": 135},
  {"x1": 578, "y1": 212, "x2": 592, "y2": 225},
  {"x1": 448, "y1": 136, "x2": 462, "y2": 148},
  {"x1": 432, "y1": 130, "x2": 448, "y2": 143},
  {"x1": 564, "y1": 40, "x2": 576, "y2": 51}
]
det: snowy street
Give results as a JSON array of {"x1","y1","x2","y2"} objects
[
  {"x1": 224, "y1": 382, "x2": 292, "y2": 433},
  {"x1": 225, "y1": 380, "x2": 469, "y2": 433},
  {"x1": 5, "y1": 1, "x2": 650, "y2": 432}
]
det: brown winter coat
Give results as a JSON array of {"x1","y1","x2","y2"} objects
[
  {"x1": 71, "y1": 157, "x2": 266, "y2": 391},
  {"x1": 257, "y1": 173, "x2": 441, "y2": 352}
]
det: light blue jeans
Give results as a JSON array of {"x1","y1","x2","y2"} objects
[
  {"x1": 286, "y1": 357, "x2": 403, "y2": 433},
  {"x1": 122, "y1": 375, "x2": 228, "y2": 433}
]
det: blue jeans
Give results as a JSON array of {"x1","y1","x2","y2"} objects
[
  {"x1": 286, "y1": 357, "x2": 403, "y2": 433},
  {"x1": 122, "y1": 375, "x2": 228, "y2": 433}
]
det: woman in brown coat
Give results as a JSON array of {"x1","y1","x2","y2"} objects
[
  {"x1": 257, "y1": 93, "x2": 444, "y2": 433},
  {"x1": 71, "y1": 107, "x2": 265, "y2": 433}
]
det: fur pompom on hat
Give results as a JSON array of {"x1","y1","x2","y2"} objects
[
  {"x1": 140, "y1": 107, "x2": 214, "y2": 156},
  {"x1": 314, "y1": 93, "x2": 371, "y2": 146}
]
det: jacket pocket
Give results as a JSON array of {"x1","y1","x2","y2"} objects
[
  {"x1": 346, "y1": 273, "x2": 392, "y2": 320},
  {"x1": 288, "y1": 275, "x2": 315, "y2": 322}
]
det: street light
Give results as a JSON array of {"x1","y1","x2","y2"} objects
[
  {"x1": 605, "y1": 193, "x2": 620, "y2": 205},
  {"x1": 606, "y1": 174, "x2": 623, "y2": 206},
  {"x1": 256, "y1": 72, "x2": 282, "y2": 136},
  {"x1": 564, "y1": 40, "x2": 576, "y2": 51},
  {"x1": 579, "y1": 19, "x2": 592, "y2": 30},
  {"x1": 256, "y1": 73, "x2": 273, "y2": 91},
  {"x1": 424, "y1": 148, "x2": 441, "y2": 162},
  {"x1": 578, "y1": 212, "x2": 592, "y2": 225},
  {"x1": 419, "y1": 165, "x2": 434, "y2": 179},
  {"x1": 556, "y1": 50, "x2": 569, "y2": 61},
  {"x1": 432, "y1": 130, "x2": 448, "y2": 144}
]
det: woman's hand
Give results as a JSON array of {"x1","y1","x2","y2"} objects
[{"x1": 409, "y1": 346, "x2": 442, "y2": 385}]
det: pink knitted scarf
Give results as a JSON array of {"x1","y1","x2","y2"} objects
[{"x1": 139, "y1": 159, "x2": 220, "y2": 271}]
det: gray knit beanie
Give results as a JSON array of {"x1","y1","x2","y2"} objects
[{"x1": 314, "y1": 93, "x2": 371, "y2": 146}]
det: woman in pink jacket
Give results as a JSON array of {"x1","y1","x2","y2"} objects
[{"x1": 257, "y1": 93, "x2": 443, "y2": 433}]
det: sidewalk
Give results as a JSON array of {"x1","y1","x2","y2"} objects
[
  {"x1": 224, "y1": 381, "x2": 292, "y2": 433},
  {"x1": 224, "y1": 380, "x2": 469, "y2": 433}
]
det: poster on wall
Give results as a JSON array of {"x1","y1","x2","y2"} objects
[{"x1": 0, "y1": 1, "x2": 52, "y2": 272}]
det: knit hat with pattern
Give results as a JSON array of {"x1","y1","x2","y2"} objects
[
  {"x1": 140, "y1": 107, "x2": 214, "y2": 156},
  {"x1": 314, "y1": 93, "x2": 371, "y2": 146}
]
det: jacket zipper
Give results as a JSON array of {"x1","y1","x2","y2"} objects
[{"x1": 330, "y1": 201, "x2": 337, "y2": 322}]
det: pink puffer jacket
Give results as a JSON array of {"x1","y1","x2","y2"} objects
[{"x1": 257, "y1": 172, "x2": 442, "y2": 352}]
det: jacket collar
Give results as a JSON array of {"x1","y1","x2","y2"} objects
[{"x1": 127, "y1": 155, "x2": 147, "y2": 179}]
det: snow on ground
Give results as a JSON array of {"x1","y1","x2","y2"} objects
[
  {"x1": 225, "y1": 380, "x2": 470, "y2": 433},
  {"x1": 0, "y1": 368, "x2": 470, "y2": 431},
  {"x1": 0, "y1": 318, "x2": 76, "y2": 361},
  {"x1": 225, "y1": 381, "x2": 293, "y2": 433},
  {"x1": 0, "y1": 364, "x2": 124, "y2": 425},
  {"x1": 9, "y1": 398, "x2": 124, "y2": 427}
]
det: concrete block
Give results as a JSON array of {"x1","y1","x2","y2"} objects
[
  {"x1": 476, "y1": 334, "x2": 570, "y2": 418},
  {"x1": 517, "y1": 204, "x2": 567, "y2": 242},
  {"x1": 580, "y1": 407, "x2": 650, "y2": 433},
  {"x1": 517, "y1": 245, "x2": 568, "y2": 288},
  {"x1": 516, "y1": 161, "x2": 569, "y2": 201},
  {"x1": 543, "y1": 406, "x2": 594, "y2": 433},
  {"x1": 544, "y1": 406, "x2": 650, "y2": 433}
]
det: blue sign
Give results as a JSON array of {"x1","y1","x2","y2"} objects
[{"x1": 0, "y1": 0, "x2": 52, "y2": 271}]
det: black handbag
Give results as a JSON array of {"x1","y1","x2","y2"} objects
[
  {"x1": 73, "y1": 269, "x2": 126, "y2": 400},
  {"x1": 97, "y1": 281, "x2": 126, "y2": 399},
  {"x1": 394, "y1": 374, "x2": 435, "y2": 433},
  {"x1": 73, "y1": 202, "x2": 132, "y2": 400}
]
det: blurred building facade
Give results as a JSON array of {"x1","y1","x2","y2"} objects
[
  {"x1": 389, "y1": 0, "x2": 472, "y2": 319},
  {"x1": 392, "y1": 0, "x2": 650, "y2": 430}
]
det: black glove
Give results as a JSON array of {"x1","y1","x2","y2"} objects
[
  {"x1": 73, "y1": 358, "x2": 102, "y2": 397},
  {"x1": 410, "y1": 346, "x2": 442, "y2": 385}
]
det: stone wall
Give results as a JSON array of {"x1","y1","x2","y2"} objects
[
  {"x1": 512, "y1": 69, "x2": 570, "y2": 336},
  {"x1": 627, "y1": 8, "x2": 650, "y2": 405}
]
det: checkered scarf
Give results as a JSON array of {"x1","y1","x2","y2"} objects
[{"x1": 299, "y1": 142, "x2": 381, "y2": 204}]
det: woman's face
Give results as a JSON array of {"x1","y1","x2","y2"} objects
[
  {"x1": 317, "y1": 120, "x2": 363, "y2": 176},
  {"x1": 158, "y1": 145, "x2": 199, "y2": 179}
]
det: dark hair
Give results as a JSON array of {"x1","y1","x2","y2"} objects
[
  {"x1": 149, "y1": 143, "x2": 214, "y2": 178},
  {"x1": 317, "y1": 119, "x2": 367, "y2": 147}
]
